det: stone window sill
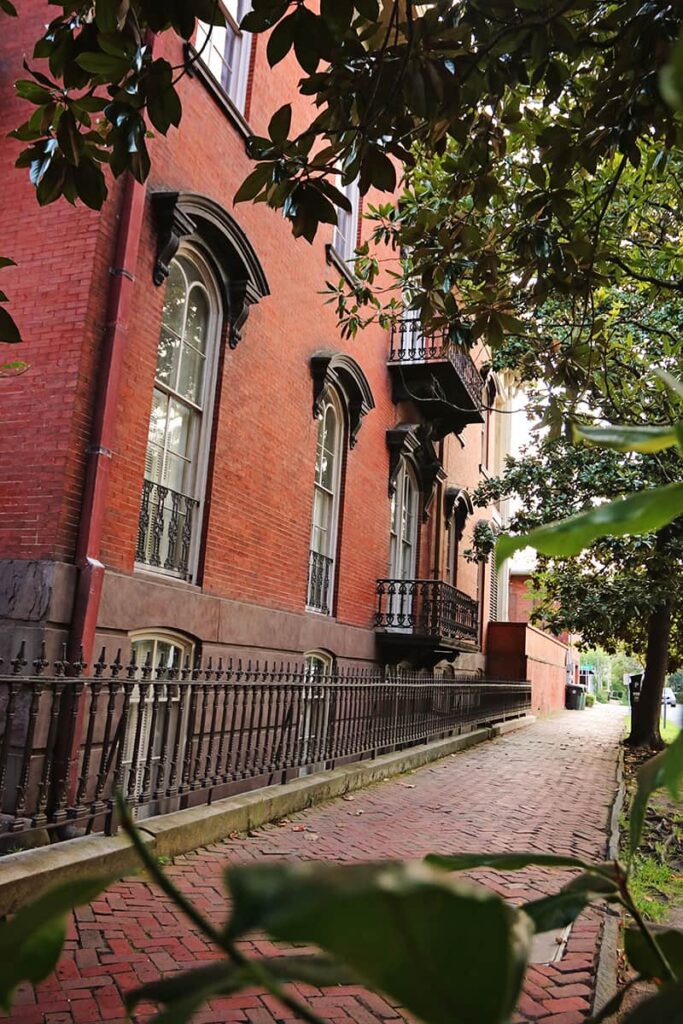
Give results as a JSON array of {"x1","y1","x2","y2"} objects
[{"x1": 325, "y1": 244, "x2": 358, "y2": 289}]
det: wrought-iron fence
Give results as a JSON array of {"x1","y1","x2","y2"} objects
[
  {"x1": 376, "y1": 578, "x2": 480, "y2": 646},
  {"x1": 136, "y1": 479, "x2": 199, "y2": 579},
  {"x1": 0, "y1": 642, "x2": 529, "y2": 848},
  {"x1": 388, "y1": 319, "x2": 484, "y2": 408}
]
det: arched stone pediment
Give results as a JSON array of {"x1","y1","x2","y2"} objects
[
  {"x1": 310, "y1": 351, "x2": 375, "y2": 448},
  {"x1": 152, "y1": 191, "x2": 270, "y2": 348}
]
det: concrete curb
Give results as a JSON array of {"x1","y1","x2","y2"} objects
[
  {"x1": 0, "y1": 715, "x2": 535, "y2": 916},
  {"x1": 592, "y1": 743, "x2": 625, "y2": 1020}
]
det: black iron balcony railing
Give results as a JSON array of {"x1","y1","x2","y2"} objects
[
  {"x1": 375, "y1": 578, "x2": 479, "y2": 647},
  {"x1": 0, "y1": 640, "x2": 530, "y2": 848},
  {"x1": 307, "y1": 550, "x2": 333, "y2": 614},
  {"x1": 136, "y1": 480, "x2": 199, "y2": 580},
  {"x1": 388, "y1": 319, "x2": 484, "y2": 411}
]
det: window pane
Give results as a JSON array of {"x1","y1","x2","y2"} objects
[
  {"x1": 322, "y1": 405, "x2": 337, "y2": 452},
  {"x1": 131, "y1": 639, "x2": 154, "y2": 671},
  {"x1": 313, "y1": 488, "x2": 330, "y2": 531},
  {"x1": 161, "y1": 262, "x2": 187, "y2": 337},
  {"x1": 156, "y1": 327, "x2": 181, "y2": 388},
  {"x1": 163, "y1": 451, "x2": 191, "y2": 493},
  {"x1": 166, "y1": 399, "x2": 194, "y2": 458},
  {"x1": 316, "y1": 406, "x2": 337, "y2": 489},
  {"x1": 145, "y1": 390, "x2": 168, "y2": 483},
  {"x1": 185, "y1": 287, "x2": 209, "y2": 353},
  {"x1": 317, "y1": 448, "x2": 335, "y2": 491},
  {"x1": 178, "y1": 345, "x2": 206, "y2": 405},
  {"x1": 225, "y1": 0, "x2": 244, "y2": 20}
]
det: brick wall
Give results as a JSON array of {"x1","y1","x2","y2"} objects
[
  {"x1": 0, "y1": 7, "x2": 506, "y2": 664},
  {"x1": 486, "y1": 622, "x2": 567, "y2": 715}
]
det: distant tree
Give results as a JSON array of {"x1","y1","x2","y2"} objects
[
  {"x1": 473, "y1": 432, "x2": 683, "y2": 748},
  {"x1": 668, "y1": 669, "x2": 683, "y2": 697}
]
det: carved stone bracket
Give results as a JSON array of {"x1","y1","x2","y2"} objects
[
  {"x1": 152, "y1": 194, "x2": 197, "y2": 286},
  {"x1": 310, "y1": 352, "x2": 375, "y2": 448}
]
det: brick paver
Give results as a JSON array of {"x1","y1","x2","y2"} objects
[{"x1": 5, "y1": 706, "x2": 625, "y2": 1024}]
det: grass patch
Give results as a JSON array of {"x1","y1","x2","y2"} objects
[
  {"x1": 628, "y1": 847, "x2": 683, "y2": 922},
  {"x1": 623, "y1": 713, "x2": 680, "y2": 742},
  {"x1": 661, "y1": 717, "x2": 680, "y2": 743}
]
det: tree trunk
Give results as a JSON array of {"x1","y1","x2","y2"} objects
[{"x1": 626, "y1": 600, "x2": 671, "y2": 748}]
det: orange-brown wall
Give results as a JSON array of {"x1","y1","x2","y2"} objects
[{"x1": 487, "y1": 622, "x2": 567, "y2": 715}]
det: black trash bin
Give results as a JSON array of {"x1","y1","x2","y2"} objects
[{"x1": 566, "y1": 683, "x2": 586, "y2": 710}]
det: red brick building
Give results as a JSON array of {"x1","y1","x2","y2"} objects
[
  {"x1": 487, "y1": 569, "x2": 578, "y2": 713},
  {"x1": 0, "y1": 4, "x2": 515, "y2": 681}
]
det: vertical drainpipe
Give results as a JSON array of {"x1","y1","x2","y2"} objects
[
  {"x1": 69, "y1": 34, "x2": 156, "y2": 669},
  {"x1": 62, "y1": 63, "x2": 152, "y2": 803},
  {"x1": 68, "y1": 172, "x2": 147, "y2": 666}
]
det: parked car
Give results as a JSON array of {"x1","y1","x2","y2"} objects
[{"x1": 662, "y1": 687, "x2": 677, "y2": 708}]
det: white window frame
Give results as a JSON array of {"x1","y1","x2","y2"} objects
[
  {"x1": 122, "y1": 632, "x2": 195, "y2": 811},
  {"x1": 299, "y1": 650, "x2": 334, "y2": 775},
  {"x1": 137, "y1": 246, "x2": 222, "y2": 582},
  {"x1": 304, "y1": 649, "x2": 334, "y2": 678},
  {"x1": 445, "y1": 515, "x2": 459, "y2": 588},
  {"x1": 332, "y1": 178, "x2": 360, "y2": 263},
  {"x1": 195, "y1": 1, "x2": 252, "y2": 113},
  {"x1": 389, "y1": 458, "x2": 418, "y2": 581},
  {"x1": 307, "y1": 390, "x2": 345, "y2": 615},
  {"x1": 387, "y1": 458, "x2": 419, "y2": 630}
]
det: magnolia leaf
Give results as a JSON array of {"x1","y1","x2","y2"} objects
[
  {"x1": 573, "y1": 422, "x2": 680, "y2": 454},
  {"x1": 522, "y1": 872, "x2": 620, "y2": 934},
  {"x1": 268, "y1": 103, "x2": 292, "y2": 144},
  {"x1": 619, "y1": 980, "x2": 683, "y2": 1023},
  {"x1": 225, "y1": 860, "x2": 533, "y2": 1024},
  {"x1": 495, "y1": 483, "x2": 683, "y2": 569},
  {"x1": 624, "y1": 926, "x2": 683, "y2": 981},
  {"x1": 0, "y1": 306, "x2": 21, "y2": 344},
  {"x1": 660, "y1": 28, "x2": 683, "y2": 111},
  {"x1": 655, "y1": 368, "x2": 683, "y2": 399},
  {"x1": 0, "y1": 878, "x2": 109, "y2": 1011}
]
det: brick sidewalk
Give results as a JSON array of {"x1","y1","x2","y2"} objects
[{"x1": 5, "y1": 706, "x2": 625, "y2": 1024}]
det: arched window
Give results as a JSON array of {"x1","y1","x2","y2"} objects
[
  {"x1": 444, "y1": 487, "x2": 474, "y2": 589},
  {"x1": 386, "y1": 457, "x2": 419, "y2": 628},
  {"x1": 307, "y1": 391, "x2": 344, "y2": 614},
  {"x1": 122, "y1": 631, "x2": 195, "y2": 813},
  {"x1": 389, "y1": 459, "x2": 418, "y2": 581},
  {"x1": 136, "y1": 251, "x2": 221, "y2": 581},
  {"x1": 304, "y1": 649, "x2": 335, "y2": 678}
]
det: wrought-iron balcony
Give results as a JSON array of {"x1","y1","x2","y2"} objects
[
  {"x1": 307, "y1": 550, "x2": 333, "y2": 614},
  {"x1": 387, "y1": 319, "x2": 485, "y2": 437},
  {"x1": 375, "y1": 578, "x2": 480, "y2": 656},
  {"x1": 136, "y1": 480, "x2": 199, "y2": 581}
]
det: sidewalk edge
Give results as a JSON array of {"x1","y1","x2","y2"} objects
[{"x1": 592, "y1": 742, "x2": 625, "y2": 1020}]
